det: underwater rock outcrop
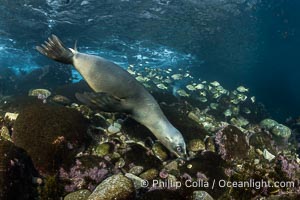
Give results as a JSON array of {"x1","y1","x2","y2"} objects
[
  {"x1": 59, "y1": 156, "x2": 111, "y2": 192},
  {"x1": 55, "y1": 80, "x2": 93, "y2": 103},
  {"x1": 260, "y1": 118, "x2": 291, "y2": 139},
  {"x1": 123, "y1": 143, "x2": 162, "y2": 171},
  {"x1": 260, "y1": 119, "x2": 279, "y2": 130},
  {"x1": 179, "y1": 151, "x2": 227, "y2": 199},
  {"x1": 64, "y1": 189, "x2": 91, "y2": 200},
  {"x1": 12, "y1": 104, "x2": 89, "y2": 175},
  {"x1": 215, "y1": 125, "x2": 250, "y2": 161},
  {"x1": 0, "y1": 66, "x2": 298, "y2": 199},
  {"x1": 271, "y1": 124, "x2": 291, "y2": 139},
  {"x1": 249, "y1": 131, "x2": 277, "y2": 154},
  {"x1": 160, "y1": 102, "x2": 209, "y2": 142},
  {"x1": 275, "y1": 155, "x2": 300, "y2": 182},
  {"x1": 87, "y1": 173, "x2": 135, "y2": 200},
  {"x1": 0, "y1": 137, "x2": 38, "y2": 199}
]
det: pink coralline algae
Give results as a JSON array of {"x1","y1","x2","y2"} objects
[
  {"x1": 276, "y1": 155, "x2": 300, "y2": 181},
  {"x1": 159, "y1": 169, "x2": 169, "y2": 179},
  {"x1": 181, "y1": 173, "x2": 192, "y2": 181},
  {"x1": 196, "y1": 171, "x2": 208, "y2": 181},
  {"x1": 37, "y1": 93, "x2": 48, "y2": 104},
  {"x1": 215, "y1": 129, "x2": 227, "y2": 159},
  {"x1": 215, "y1": 125, "x2": 250, "y2": 161},
  {"x1": 59, "y1": 159, "x2": 109, "y2": 192}
]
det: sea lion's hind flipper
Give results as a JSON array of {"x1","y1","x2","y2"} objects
[
  {"x1": 36, "y1": 35, "x2": 74, "y2": 64},
  {"x1": 75, "y1": 92, "x2": 127, "y2": 112}
]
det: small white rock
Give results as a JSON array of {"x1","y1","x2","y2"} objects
[
  {"x1": 125, "y1": 173, "x2": 144, "y2": 190},
  {"x1": 263, "y1": 149, "x2": 275, "y2": 162},
  {"x1": 254, "y1": 159, "x2": 260, "y2": 165},
  {"x1": 193, "y1": 190, "x2": 214, "y2": 200},
  {"x1": 107, "y1": 124, "x2": 121, "y2": 134},
  {"x1": 113, "y1": 122, "x2": 122, "y2": 129},
  {"x1": 4, "y1": 112, "x2": 19, "y2": 121}
]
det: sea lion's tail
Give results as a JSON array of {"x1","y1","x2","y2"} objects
[{"x1": 36, "y1": 34, "x2": 74, "y2": 64}]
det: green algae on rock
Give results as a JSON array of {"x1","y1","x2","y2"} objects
[
  {"x1": 125, "y1": 173, "x2": 145, "y2": 190},
  {"x1": 28, "y1": 88, "x2": 51, "y2": 98},
  {"x1": 271, "y1": 124, "x2": 291, "y2": 139},
  {"x1": 151, "y1": 142, "x2": 169, "y2": 161},
  {"x1": 192, "y1": 190, "x2": 214, "y2": 200},
  {"x1": 51, "y1": 95, "x2": 71, "y2": 105},
  {"x1": 38, "y1": 175, "x2": 64, "y2": 200},
  {"x1": 260, "y1": 119, "x2": 292, "y2": 139},
  {"x1": 187, "y1": 139, "x2": 205, "y2": 152},
  {"x1": 13, "y1": 104, "x2": 89, "y2": 175},
  {"x1": 87, "y1": 174, "x2": 135, "y2": 200},
  {"x1": 64, "y1": 189, "x2": 91, "y2": 200},
  {"x1": 139, "y1": 168, "x2": 159, "y2": 181},
  {"x1": 129, "y1": 166, "x2": 144, "y2": 175},
  {"x1": 0, "y1": 126, "x2": 11, "y2": 141},
  {"x1": 260, "y1": 118, "x2": 279, "y2": 130},
  {"x1": 93, "y1": 142, "x2": 114, "y2": 157}
]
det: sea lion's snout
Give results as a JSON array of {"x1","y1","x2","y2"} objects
[
  {"x1": 161, "y1": 128, "x2": 188, "y2": 160},
  {"x1": 173, "y1": 142, "x2": 188, "y2": 160}
]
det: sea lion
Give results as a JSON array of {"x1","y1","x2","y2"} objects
[{"x1": 36, "y1": 35, "x2": 187, "y2": 159}]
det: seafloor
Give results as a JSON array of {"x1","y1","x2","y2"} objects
[{"x1": 0, "y1": 65, "x2": 299, "y2": 200}]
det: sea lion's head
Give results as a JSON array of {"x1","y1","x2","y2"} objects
[{"x1": 160, "y1": 128, "x2": 188, "y2": 160}]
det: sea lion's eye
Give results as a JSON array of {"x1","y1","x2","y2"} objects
[{"x1": 176, "y1": 146, "x2": 182, "y2": 153}]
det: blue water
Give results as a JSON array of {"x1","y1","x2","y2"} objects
[{"x1": 0, "y1": 0, "x2": 299, "y2": 121}]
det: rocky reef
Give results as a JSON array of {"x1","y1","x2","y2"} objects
[
  {"x1": 12, "y1": 104, "x2": 89, "y2": 175},
  {"x1": 0, "y1": 66, "x2": 299, "y2": 200},
  {"x1": 0, "y1": 137, "x2": 38, "y2": 199}
]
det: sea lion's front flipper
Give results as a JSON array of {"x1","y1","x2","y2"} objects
[{"x1": 75, "y1": 92, "x2": 127, "y2": 112}]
